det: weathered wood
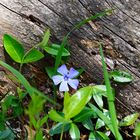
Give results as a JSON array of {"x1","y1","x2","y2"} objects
[{"x1": 0, "y1": 0, "x2": 140, "y2": 116}]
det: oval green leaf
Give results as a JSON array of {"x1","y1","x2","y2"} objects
[
  {"x1": 48, "y1": 110, "x2": 66, "y2": 122},
  {"x1": 93, "y1": 94, "x2": 103, "y2": 109},
  {"x1": 63, "y1": 86, "x2": 92, "y2": 120},
  {"x1": 109, "y1": 70, "x2": 133, "y2": 83},
  {"x1": 3, "y1": 34, "x2": 24, "y2": 63},
  {"x1": 49, "y1": 122, "x2": 70, "y2": 136},
  {"x1": 119, "y1": 113, "x2": 139, "y2": 127},
  {"x1": 95, "y1": 118, "x2": 105, "y2": 129},
  {"x1": 89, "y1": 132, "x2": 96, "y2": 140},
  {"x1": 44, "y1": 44, "x2": 70, "y2": 56},
  {"x1": 23, "y1": 49, "x2": 44, "y2": 63},
  {"x1": 69, "y1": 123, "x2": 80, "y2": 140},
  {"x1": 73, "y1": 107, "x2": 94, "y2": 122},
  {"x1": 82, "y1": 118, "x2": 94, "y2": 131}
]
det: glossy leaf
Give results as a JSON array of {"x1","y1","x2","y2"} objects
[
  {"x1": 63, "y1": 86, "x2": 92, "y2": 120},
  {"x1": 93, "y1": 94, "x2": 103, "y2": 109},
  {"x1": 97, "y1": 131, "x2": 110, "y2": 140},
  {"x1": 109, "y1": 70, "x2": 133, "y2": 83},
  {"x1": 49, "y1": 122, "x2": 70, "y2": 136},
  {"x1": 44, "y1": 43, "x2": 70, "y2": 56},
  {"x1": 23, "y1": 49, "x2": 44, "y2": 63},
  {"x1": 3, "y1": 34, "x2": 24, "y2": 63},
  {"x1": 64, "y1": 92, "x2": 70, "y2": 110},
  {"x1": 69, "y1": 123, "x2": 80, "y2": 140},
  {"x1": 48, "y1": 110, "x2": 66, "y2": 122},
  {"x1": 95, "y1": 118, "x2": 105, "y2": 130},
  {"x1": 89, "y1": 132, "x2": 96, "y2": 140},
  {"x1": 93, "y1": 85, "x2": 107, "y2": 97},
  {"x1": 82, "y1": 118, "x2": 94, "y2": 131},
  {"x1": 73, "y1": 107, "x2": 94, "y2": 122},
  {"x1": 119, "y1": 113, "x2": 139, "y2": 127},
  {"x1": 89, "y1": 103, "x2": 115, "y2": 135}
]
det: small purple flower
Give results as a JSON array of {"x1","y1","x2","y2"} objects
[{"x1": 52, "y1": 64, "x2": 79, "y2": 92}]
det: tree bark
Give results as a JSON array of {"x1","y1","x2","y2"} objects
[{"x1": 0, "y1": 0, "x2": 140, "y2": 116}]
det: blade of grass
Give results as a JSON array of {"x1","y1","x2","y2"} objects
[
  {"x1": 99, "y1": 43, "x2": 122, "y2": 140},
  {"x1": 68, "y1": 9, "x2": 113, "y2": 36}
]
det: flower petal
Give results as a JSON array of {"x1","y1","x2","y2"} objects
[
  {"x1": 68, "y1": 79, "x2": 79, "y2": 90},
  {"x1": 68, "y1": 68, "x2": 79, "y2": 78},
  {"x1": 59, "y1": 81, "x2": 69, "y2": 92},
  {"x1": 52, "y1": 75, "x2": 63, "y2": 85},
  {"x1": 57, "y1": 64, "x2": 68, "y2": 75}
]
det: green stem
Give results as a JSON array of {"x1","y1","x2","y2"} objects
[{"x1": 19, "y1": 63, "x2": 23, "y2": 73}]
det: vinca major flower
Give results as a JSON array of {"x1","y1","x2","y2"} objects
[{"x1": 52, "y1": 64, "x2": 79, "y2": 92}]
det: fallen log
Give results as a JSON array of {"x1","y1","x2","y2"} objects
[{"x1": 0, "y1": 0, "x2": 140, "y2": 116}]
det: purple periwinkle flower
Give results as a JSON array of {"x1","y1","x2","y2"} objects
[{"x1": 52, "y1": 64, "x2": 79, "y2": 92}]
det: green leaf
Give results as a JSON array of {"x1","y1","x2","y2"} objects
[
  {"x1": 73, "y1": 107, "x2": 94, "y2": 122},
  {"x1": 49, "y1": 122, "x2": 70, "y2": 136},
  {"x1": 0, "y1": 129, "x2": 15, "y2": 140},
  {"x1": 93, "y1": 85, "x2": 107, "y2": 97},
  {"x1": 64, "y1": 92, "x2": 71, "y2": 110},
  {"x1": 63, "y1": 86, "x2": 92, "y2": 120},
  {"x1": 97, "y1": 131, "x2": 110, "y2": 140},
  {"x1": 48, "y1": 110, "x2": 66, "y2": 122},
  {"x1": 109, "y1": 70, "x2": 133, "y2": 83},
  {"x1": 135, "y1": 122, "x2": 140, "y2": 137},
  {"x1": 82, "y1": 118, "x2": 94, "y2": 131},
  {"x1": 44, "y1": 43, "x2": 70, "y2": 56},
  {"x1": 1, "y1": 95, "x2": 23, "y2": 117},
  {"x1": 35, "y1": 130, "x2": 43, "y2": 140},
  {"x1": 69, "y1": 123, "x2": 80, "y2": 140},
  {"x1": 3, "y1": 34, "x2": 24, "y2": 63},
  {"x1": 95, "y1": 118, "x2": 105, "y2": 130},
  {"x1": 40, "y1": 29, "x2": 50, "y2": 48},
  {"x1": 45, "y1": 67, "x2": 55, "y2": 79},
  {"x1": 93, "y1": 94, "x2": 103, "y2": 109},
  {"x1": 119, "y1": 113, "x2": 139, "y2": 127},
  {"x1": 89, "y1": 132, "x2": 96, "y2": 140},
  {"x1": 37, "y1": 115, "x2": 48, "y2": 129},
  {"x1": 23, "y1": 49, "x2": 44, "y2": 63},
  {"x1": 89, "y1": 103, "x2": 115, "y2": 135}
]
